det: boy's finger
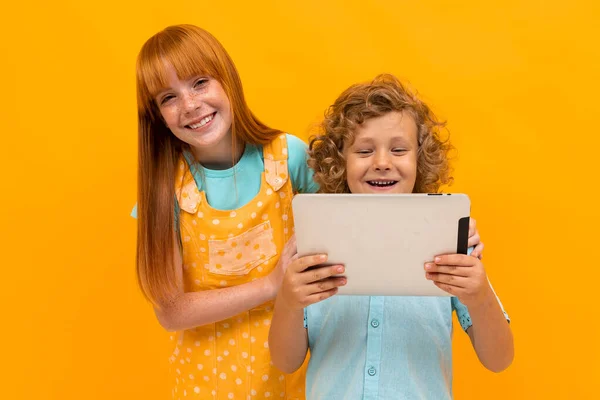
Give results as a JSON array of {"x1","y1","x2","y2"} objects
[
  {"x1": 432, "y1": 254, "x2": 476, "y2": 267},
  {"x1": 467, "y1": 232, "x2": 481, "y2": 249},
  {"x1": 300, "y1": 264, "x2": 344, "y2": 284},
  {"x1": 426, "y1": 272, "x2": 468, "y2": 288},
  {"x1": 424, "y1": 263, "x2": 470, "y2": 277},
  {"x1": 471, "y1": 243, "x2": 484, "y2": 260},
  {"x1": 432, "y1": 281, "x2": 463, "y2": 296},
  {"x1": 304, "y1": 287, "x2": 339, "y2": 306},
  {"x1": 293, "y1": 254, "x2": 328, "y2": 272},
  {"x1": 307, "y1": 276, "x2": 347, "y2": 294},
  {"x1": 468, "y1": 218, "x2": 477, "y2": 237}
]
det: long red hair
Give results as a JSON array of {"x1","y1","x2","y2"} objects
[{"x1": 136, "y1": 25, "x2": 281, "y2": 305}]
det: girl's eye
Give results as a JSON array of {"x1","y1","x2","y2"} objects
[
  {"x1": 194, "y1": 78, "x2": 208, "y2": 88},
  {"x1": 159, "y1": 95, "x2": 175, "y2": 105},
  {"x1": 356, "y1": 149, "x2": 372, "y2": 155},
  {"x1": 392, "y1": 148, "x2": 407, "y2": 153}
]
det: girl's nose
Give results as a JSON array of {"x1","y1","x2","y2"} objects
[{"x1": 182, "y1": 92, "x2": 200, "y2": 114}]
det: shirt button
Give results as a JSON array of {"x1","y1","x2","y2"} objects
[
  {"x1": 367, "y1": 367, "x2": 377, "y2": 376},
  {"x1": 370, "y1": 319, "x2": 380, "y2": 328}
]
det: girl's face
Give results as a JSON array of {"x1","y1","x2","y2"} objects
[
  {"x1": 343, "y1": 111, "x2": 418, "y2": 194},
  {"x1": 155, "y1": 64, "x2": 233, "y2": 164}
]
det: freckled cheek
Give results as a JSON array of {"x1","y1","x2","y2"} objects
[{"x1": 162, "y1": 109, "x2": 181, "y2": 130}]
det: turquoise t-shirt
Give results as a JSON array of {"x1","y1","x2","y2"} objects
[{"x1": 131, "y1": 133, "x2": 318, "y2": 217}]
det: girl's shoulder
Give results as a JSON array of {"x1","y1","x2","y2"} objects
[{"x1": 257, "y1": 133, "x2": 308, "y2": 162}]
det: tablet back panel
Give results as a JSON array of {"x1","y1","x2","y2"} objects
[{"x1": 291, "y1": 194, "x2": 470, "y2": 296}]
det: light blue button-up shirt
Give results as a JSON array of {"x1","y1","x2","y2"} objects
[{"x1": 303, "y1": 293, "x2": 509, "y2": 400}]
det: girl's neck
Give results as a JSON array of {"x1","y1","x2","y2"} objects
[{"x1": 190, "y1": 133, "x2": 245, "y2": 170}]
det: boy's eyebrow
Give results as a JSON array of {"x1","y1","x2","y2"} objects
[
  {"x1": 352, "y1": 136, "x2": 413, "y2": 145},
  {"x1": 390, "y1": 136, "x2": 412, "y2": 144},
  {"x1": 352, "y1": 137, "x2": 374, "y2": 145}
]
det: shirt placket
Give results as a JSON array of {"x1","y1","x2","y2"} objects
[{"x1": 363, "y1": 296, "x2": 384, "y2": 400}]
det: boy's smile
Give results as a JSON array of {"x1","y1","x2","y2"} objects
[{"x1": 343, "y1": 111, "x2": 419, "y2": 194}]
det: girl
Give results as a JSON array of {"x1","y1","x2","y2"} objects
[
  {"x1": 134, "y1": 25, "x2": 318, "y2": 399},
  {"x1": 268, "y1": 74, "x2": 513, "y2": 399}
]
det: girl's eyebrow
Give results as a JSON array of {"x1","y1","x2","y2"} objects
[{"x1": 155, "y1": 88, "x2": 172, "y2": 99}]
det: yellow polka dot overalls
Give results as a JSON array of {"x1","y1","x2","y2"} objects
[{"x1": 170, "y1": 135, "x2": 306, "y2": 400}]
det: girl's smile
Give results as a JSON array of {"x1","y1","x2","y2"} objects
[{"x1": 156, "y1": 63, "x2": 238, "y2": 168}]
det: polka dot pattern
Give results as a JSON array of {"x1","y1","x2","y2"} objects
[{"x1": 170, "y1": 135, "x2": 305, "y2": 399}]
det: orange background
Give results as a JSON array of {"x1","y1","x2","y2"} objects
[{"x1": 1, "y1": 0, "x2": 598, "y2": 398}]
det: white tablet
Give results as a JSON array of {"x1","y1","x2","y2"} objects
[{"x1": 291, "y1": 193, "x2": 471, "y2": 296}]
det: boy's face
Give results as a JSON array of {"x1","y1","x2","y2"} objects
[{"x1": 343, "y1": 111, "x2": 418, "y2": 194}]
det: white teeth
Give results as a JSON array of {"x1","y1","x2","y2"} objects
[
  {"x1": 368, "y1": 180, "x2": 396, "y2": 187},
  {"x1": 189, "y1": 113, "x2": 214, "y2": 129}
]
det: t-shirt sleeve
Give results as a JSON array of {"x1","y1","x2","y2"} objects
[{"x1": 286, "y1": 134, "x2": 319, "y2": 194}]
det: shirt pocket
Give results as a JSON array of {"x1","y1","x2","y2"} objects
[{"x1": 207, "y1": 221, "x2": 278, "y2": 276}]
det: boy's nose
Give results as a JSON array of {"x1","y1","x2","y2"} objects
[{"x1": 373, "y1": 153, "x2": 392, "y2": 170}]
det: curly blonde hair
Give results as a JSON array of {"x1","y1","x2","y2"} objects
[{"x1": 308, "y1": 74, "x2": 454, "y2": 194}]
